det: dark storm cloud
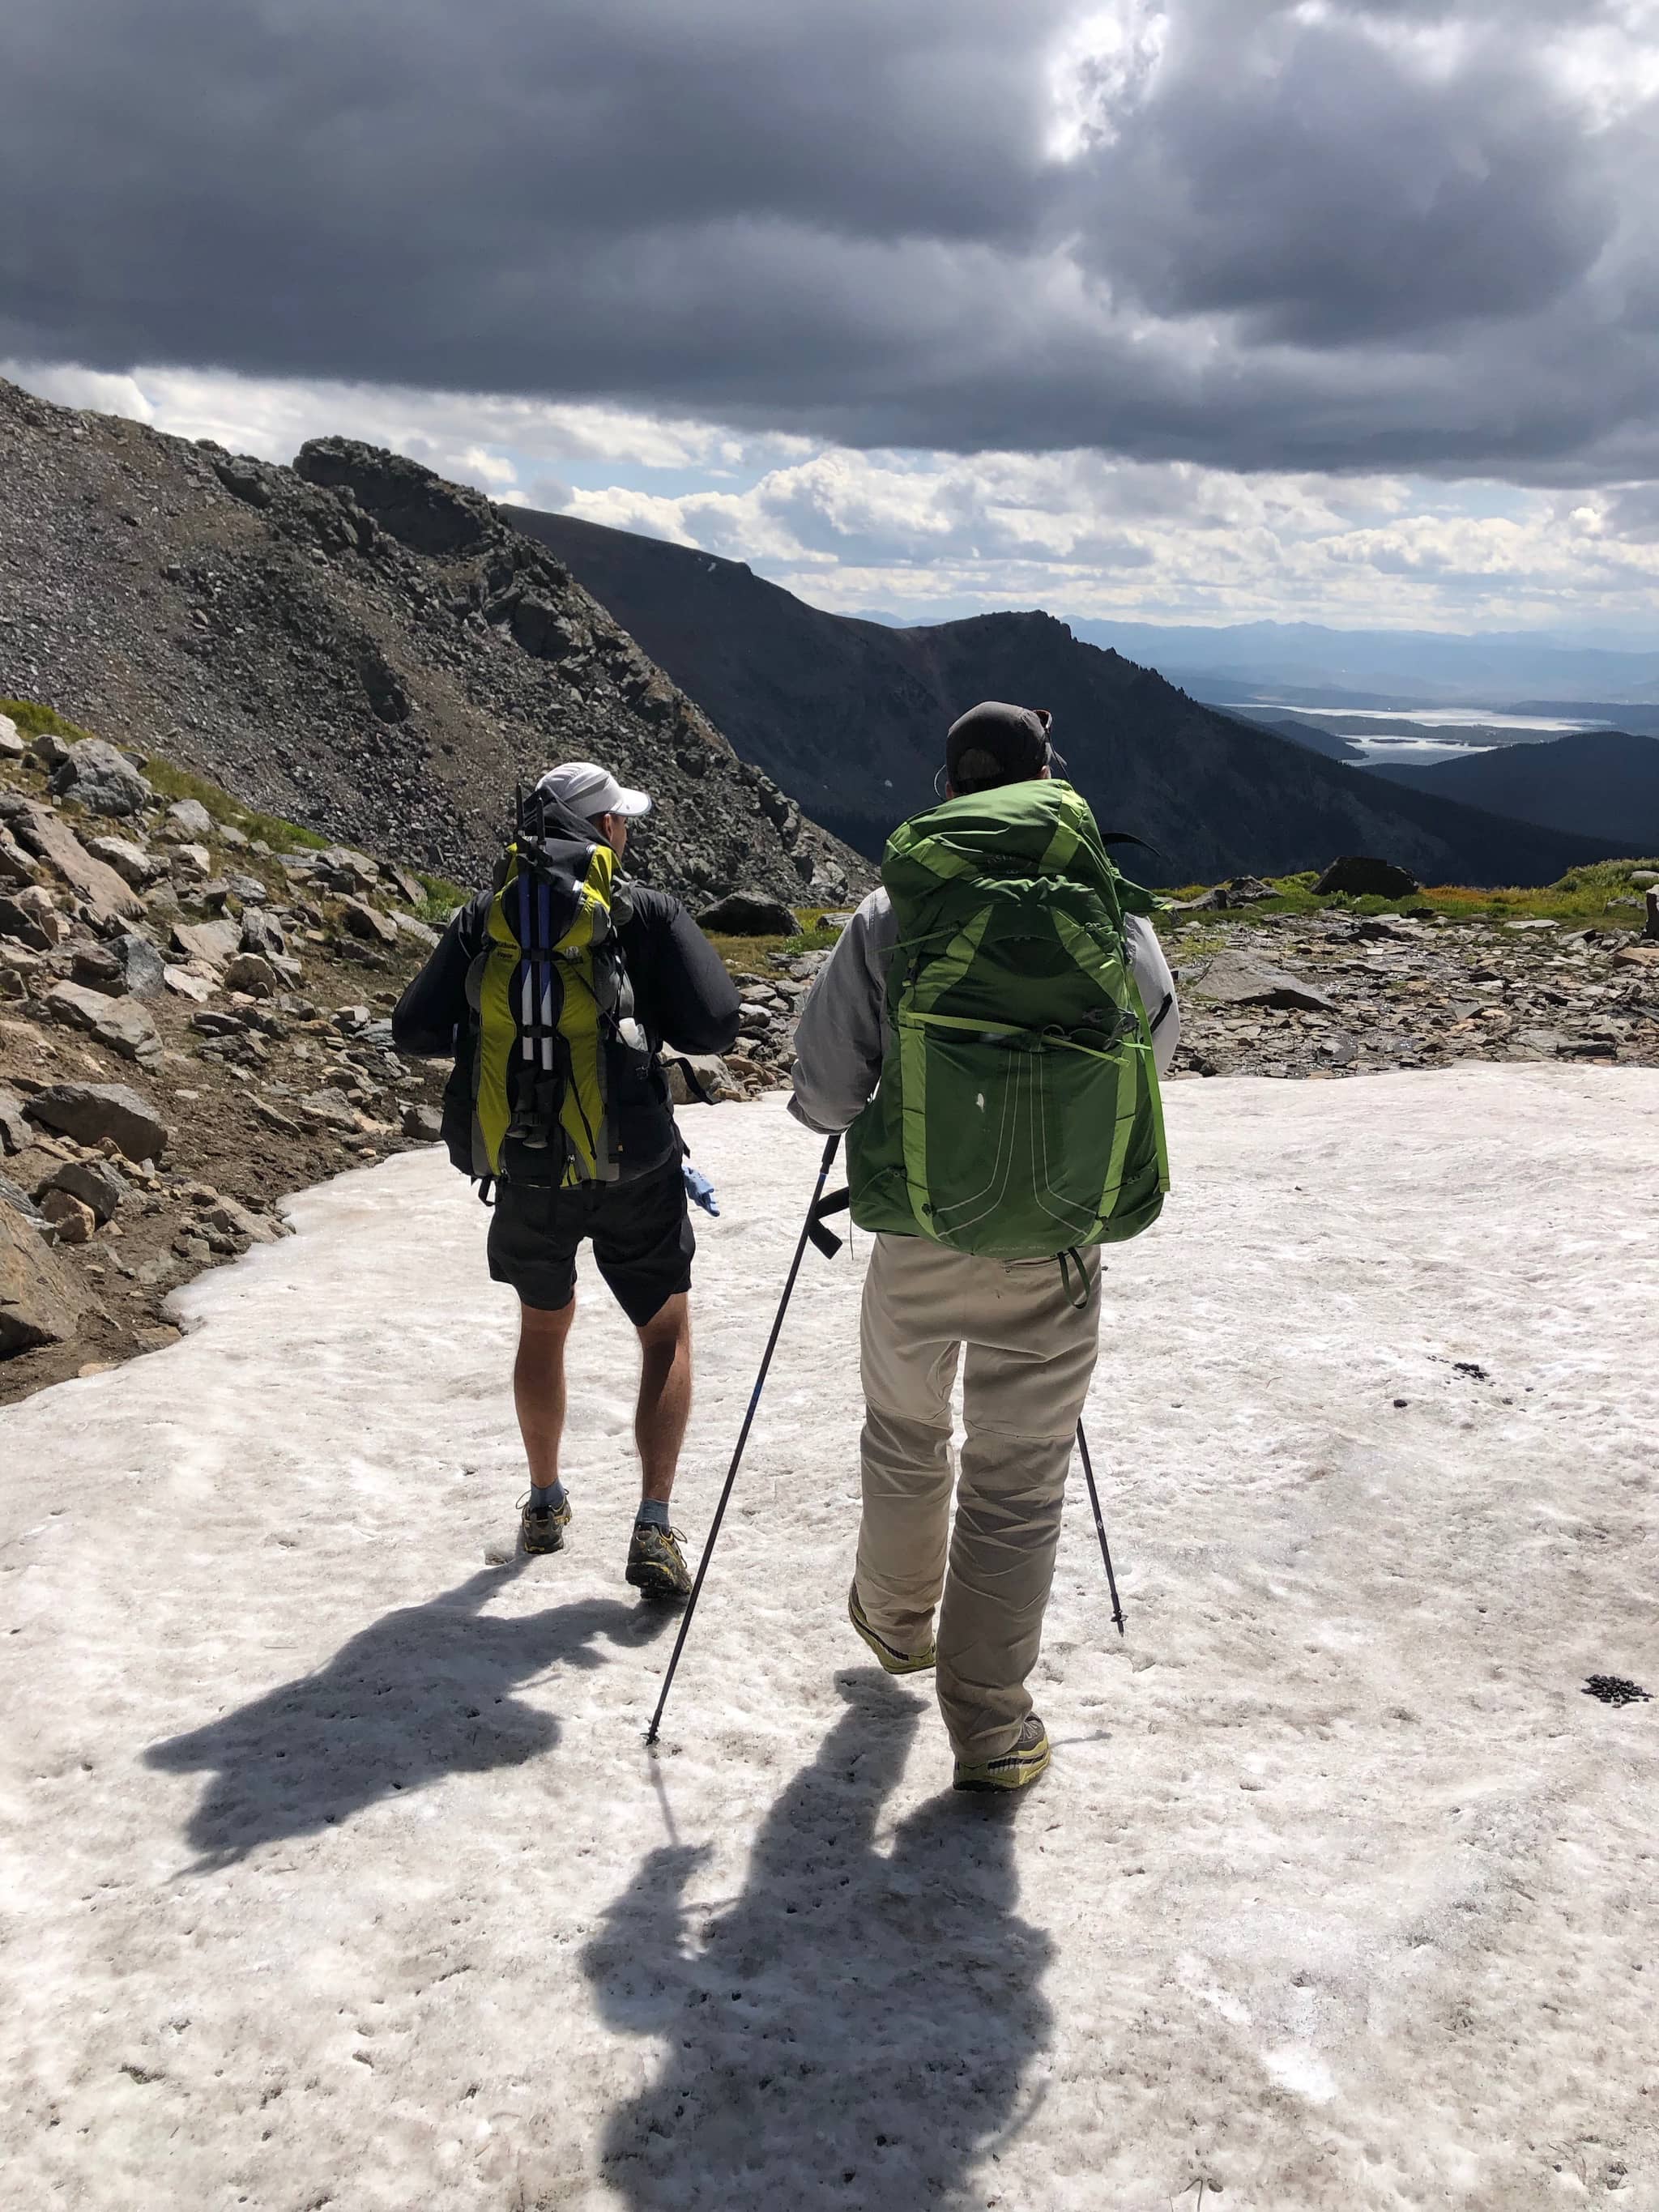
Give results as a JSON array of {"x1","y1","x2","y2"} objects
[{"x1": 2, "y1": 0, "x2": 1656, "y2": 478}]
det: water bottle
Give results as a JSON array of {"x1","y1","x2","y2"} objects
[{"x1": 682, "y1": 1163, "x2": 719, "y2": 1217}]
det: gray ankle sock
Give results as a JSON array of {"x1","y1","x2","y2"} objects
[
  {"x1": 531, "y1": 1481, "x2": 566, "y2": 1516},
  {"x1": 635, "y1": 1498, "x2": 670, "y2": 1530}
]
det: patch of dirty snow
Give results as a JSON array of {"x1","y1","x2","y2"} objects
[{"x1": 2, "y1": 1068, "x2": 1656, "y2": 2210}]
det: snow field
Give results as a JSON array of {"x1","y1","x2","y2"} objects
[{"x1": 1, "y1": 1067, "x2": 1656, "y2": 2210}]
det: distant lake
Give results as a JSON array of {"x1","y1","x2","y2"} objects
[{"x1": 1259, "y1": 701, "x2": 1613, "y2": 767}]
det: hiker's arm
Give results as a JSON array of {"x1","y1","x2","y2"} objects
[
  {"x1": 391, "y1": 896, "x2": 484, "y2": 1056},
  {"x1": 789, "y1": 890, "x2": 894, "y2": 1132},
  {"x1": 1126, "y1": 915, "x2": 1181, "y2": 1076},
  {"x1": 644, "y1": 897, "x2": 743, "y2": 1056}
]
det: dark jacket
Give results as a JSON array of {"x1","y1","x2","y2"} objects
[{"x1": 393, "y1": 880, "x2": 741, "y2": 1181}]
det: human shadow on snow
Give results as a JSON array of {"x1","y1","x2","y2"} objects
[
  {"x1": 146, "y1": 1560, "x2": 672, "y2": 1868},
  {"x1": 585, "y1": 1677, "x2": 1055, "y2": 2212}
]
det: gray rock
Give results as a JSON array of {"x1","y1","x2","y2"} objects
[
  {"x1": 697, "y1": 890, "x2": 800, "y2": 936},
  {"x1": 0, "y1": 1087, "x2": 30, "y2": 1156},
  {"x1": 1314, "y1": 857, "x2": 1421, "y2": 900},
  {"x1": 341, "y1": 895, "x2": 399, "y2": 944},
  {"x1": 171, "y1": 842, "x2": 212, "y2": 879},
  {"x1": 25, "y1": 1080, "x2": 170, "y2": 1162},
  {"x1": 401, "y1": 1101, "x2": 444, "y2": 1141},
  {"x1": 0, "y1": 712, "x2": 23, "y2": 761},
  {"x1": 391, "y1": 910, "x2": 440, "y2": 948},
  {"x1": 84, "y1": 833, "x2": 166, "y2": 889},
  {"x1": 110, "y1": 933, "x2": 166, "y2": 998},
  {"x1": 45, "y1": 980, "x2": 164, "y2": 1063},
  {"x1": 49, "y1": 738, "x2": 152, "y2": 818},
  {"x1": 300, "y1": 1087, "x2": 361, "y2": 1131},
  {"x1": 1188, "y1": 953, "x2": 1337, "y2": 1014},
  {"x1": 4, "y1": 799, "x2": 140, "y2": 921},
  {"x1": 41, "y1": 1156, "x2": 130, "y2": 1225},
  {"x1": 1, "y1": 1173, "x2": 47, "y2": 1224},
  {"x1": 227, "y1": 872, "x2": 268, "y2": 904},
  {"x1": 0, "y1": 888, "x2": 68, "y2": 951},
  {"x1": 224, "y1": 951, "x2": 279, "y2": 998},
  {"x1": 2, "y1": 1200, "x2": 93, "y2": 1355},
  {"x1": 664, "y1": 1053, "x2": 742, "y2": 1105},
  {"x1": 164, "y1": 798, "x2": 215, "y2": 840},
  {"x1": 28, "y1": 731, "x2": 73, "y2": 769},
  {"x1": 204, "y1": 1196, "x2": 282, "y2": 1244},
  {"x1": 0, "y1": 827, "x2": 44, "y2": 886},
  {"x1": 240, "y1": 907, "x2": 287, "y2": 957},
  {"x1": 163, "y1": 965, "x2": 216, "y2": 1003},
  {"x1": 171, "y1": 917, "x2": 242, "y2": 970}
]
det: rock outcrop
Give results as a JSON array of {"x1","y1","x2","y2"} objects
[{"x1": 0, "y1": 380, "x2": 867, "y2": 908}]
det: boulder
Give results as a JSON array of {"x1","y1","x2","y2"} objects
[
  {"x1": 109, "y1": 933, "x2": 166, "y2": 998},
  {"x1": 1, "y1": 1173, "x2": 47, "y2": 1225},
  {"x1": 697, "y1": 890, "x2": 800, "y2": 937},
  {"x1": 0, "y1": 827, "x2": 44, "y2": 886},
  {"x1": 300, "y1": 1087, "x2": 362, "y2": 1132},
  {"x1": 1314, "y1": 857, "x2": 1421, "y2": 900},
  {"x1": 163, "y1": 965, "x2": 216, "y2": 1003},
  {"x1": 1188, "y1": 953, "x2": 1338, "y2": 1014},
  {"x1": 665, "y1": 1053, "x2": 742, "y2": 1105},
  {"x1": 28, "y1": 731, "x2": 73, "y2": 769},
  {"x1": 84, "y1": 833, "x2": 166, "y2": 889},
  {"x1": 0, "y1": 887, "x2": 68, "y2": 951},
  {"x1": 49, "y1": 739, "x2": 151, "y2": 818},
  {"x1": 25, "y1": 1080, "x2": 169, "y2": 1162},
  {"x1": 401, "y1": 1101, "x2": 444, "y2": 1141},
  {"x1": 45, "y1": 980, "x2": 164, "y2": 1063},
  {"x1": 1614, "y1": 944, "x2": 1659, "y2": 971},
  {"x1": 172, "y1": 842, "x2": 212, "y2": 879},
  {"x1": 204, "y1": 1196, "x2": 281, "y2": 1245},
  {"x1": 0, "y1": 712, "x2": 24, "y2": 761},
  {"x1": 171, "y1": 917, "x2": 242, "y2": 970},
  {"x1": 223, "y1": 951, "x2": 279, "y2": 998},
  {"x1": 39, "y1": 1187, "x2": 97, "y2": 1243},
  {"x1": 3, "y1": 799, "x2": 140, "y2": 921},
  {"x1": 1, "y1": 1201, "x2": 93, "y2": 1355},
  {"x1": 41, "y1": 1157, "x2": 130, "y2": 1225},
  {"x1": 341, "y1": 896, "x2": 398, "y2": 945},
  {"x1": 391, "y1": 911, "x2": 440, "y2": 948},
  {"x1": 163, "y1": 798, "x2": 215, "y2": 841},
  {"x1": 0, "y1": 1086, "x2": 29, "y2": 1156}
]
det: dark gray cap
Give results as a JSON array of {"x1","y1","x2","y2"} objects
[{"x1": 945, "y1": 701, "x2": 1054, "y2": 792}]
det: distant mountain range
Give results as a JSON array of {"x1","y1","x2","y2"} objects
[
  {"x1": 1369, "y1": 729, "x2": 1659, "y2": 850},
  {"x1": 1064, "y1": 619, "x2": 1659, "y2": 710},
  {"x1": 512, "y1": 512, "x2": 1623, "y2": 888}
]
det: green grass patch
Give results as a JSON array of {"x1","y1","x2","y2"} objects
[
  {"x1": 704, "y1": 906, "x2": 847, "y2": 975},
  {"x1": 139, "y1": 755, "x2": 329, "y2": 853},
  {"x1": 0, "y1": 697, "x2": 100, "y2": 745},
  {"x1": 1157, "y1": 859, "x2": 1657, "y2": 935}
]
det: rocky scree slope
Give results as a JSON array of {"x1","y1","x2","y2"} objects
[
  {"x1": 0, "y1": 379, "x2": 864, "y2": 907},
  {"x1": 515, "y1": 509, "x2": 1619, "y2": 888}
]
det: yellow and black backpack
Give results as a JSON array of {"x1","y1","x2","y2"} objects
[{"x1": 463, "y1": 789, "x2": 650, "y2": 1188}]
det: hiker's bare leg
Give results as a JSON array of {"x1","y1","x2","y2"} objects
[
  {"x1": 514, "y1": 1298, "x2": 577, "y2": 1488},
  {"x1": 635, "y1": 1294, "x2": 692, "y2": 1506}
]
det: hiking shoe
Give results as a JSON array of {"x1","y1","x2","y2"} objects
[
  {"x1": 953, "y1": 1715, "x2": 1051, "y2": 1794},
  {"x1": 518, "y1": 1492, "x2": 573, "y2": 1556},
  {"x1": 626, "y1": 1519, "x2": 693, "y2": 1602},
  {"x1": 848, "y1": 1586, "x2": 936, "y2": 1675}
]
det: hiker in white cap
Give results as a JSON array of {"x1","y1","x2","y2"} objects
[{"x1": 394, "y1": 761, "x2": 741, "y2": 1598}]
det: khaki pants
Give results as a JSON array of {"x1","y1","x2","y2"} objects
[{"x1": 855, "y1": 1233, "x2": 1102, "y2": 1763}]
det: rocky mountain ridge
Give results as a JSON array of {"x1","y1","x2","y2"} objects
[
  {"x1": 514, "y1": 509, "x2": 1622, "y2": 888},
  {"x1": 0, "y1": 379, "x2": 866, "y2": 908}
]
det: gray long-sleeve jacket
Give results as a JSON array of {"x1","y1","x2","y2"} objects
[{"x1": 790, "y1": 887, "x2": 1181, "y2": 1135}]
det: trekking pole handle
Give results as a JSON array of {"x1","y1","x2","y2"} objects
[
  {"x1": 646, "y1": 1131, "x2": 843, "y2": 1745},
  {"x1": 1076, "y1": 1419, "x2": 1126, "y2": 1637}
]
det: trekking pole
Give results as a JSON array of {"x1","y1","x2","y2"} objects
[
  {"x1": 646, "y1": 1131, "x2": 844, "y2": 1745},
  {"x1": 1076, "y1": 1420, "x2": 1126, "y2": 1636}
]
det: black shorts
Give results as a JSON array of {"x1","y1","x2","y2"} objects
[{"x1": 487, "y1": 1157, "x2": 695, "y2": 1326}]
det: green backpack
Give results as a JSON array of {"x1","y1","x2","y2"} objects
[{"x1": 847, "y1": 780, "x2": 1170, "y2": 1259}]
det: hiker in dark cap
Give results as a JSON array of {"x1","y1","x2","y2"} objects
[
  {"x1": 394, "y1": 761, "x2": 740, "y2": 1598},
  {"x1": 791, "y1": 703, "x2": 1179, "y2": 1792}
]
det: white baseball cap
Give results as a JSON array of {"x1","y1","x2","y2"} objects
[{"x1": 535, "y1": 761, "x2": 652, "y2": 820}]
